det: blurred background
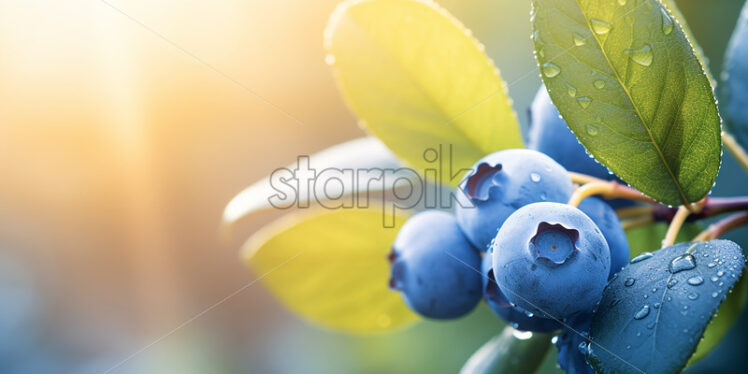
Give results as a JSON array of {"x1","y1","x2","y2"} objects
[{"x1": 0, "y1": 0, "x2": 746, "y2": 373}]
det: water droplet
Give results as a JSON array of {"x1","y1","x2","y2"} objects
[
  {"x1": 711, "y1": 276, "x2": 719, "y2": 282},
  {"x1": 573, "y1": 32, "x2": 586, "y2": 46},
  {"x1": 708, "y1": 262, "x2": 716, "y2": 268},
  {"x1": 718, "y1": 270, "x2": 725, "y2": 277},
  {"x1": 617, "y1": 0, "x2": 627, "y2": 5},
  {"x1": 654, "y1": 303, "x2": 661, "y2": 309},
  {"x1": 594, "y1": 79, "x2": 606, "y2": 89},
  {"x1": 567, "y1": 84, "x2": 577, "y2": 97},
  {"x1": 542, "y1": 63, "x2": 561, "y2": 78},
  {"x1": 513, "y1": 330, "x2": 533, "y2": 340},
  {"x1": 324, "y1": 54, "x2": 336, "y2": 65},
  {"x1": 712, "y1": 291, "x2": 719, "y2": 298},
  {"x1": 651, "y1": 287, "x2": 658, "y2": 293},
  {"x1": 688, "y1": 276, "x2": 704, "y2": 286},
  {"x1": 688, "y1": 292, "x2": 700, "y2": 300},
  {"x1": 634, "y1": 305, "x2": 650, "y2": 320},
  {"x1": 530, "y1": 173, "x2": 541, "y2": 183},
  {"x1": 661, "y1": 8, "x2": 674, "y2": 35},
  {"x1": 626, "y1": 344, "x2": 631, "y2": 350},
  {"x1": 590, "y1": 19, "x2": 612, "y2": 35},
  {"x1": 631, "y1": 252, "x2": 653, "y2": 263},
  {"x1": 625, "y1": 45, "x2": 653, "y2": 67},
  {"x1": 624, "y1": 277, "x2": 636, "y2": 287},
  {"x1": 669, "y1": 254, "x2": 696, "y2": 273},
  {"x1": 578, "y1": 342, "x2": 588, "y2": 354},
  {"x1": 586, "y1": 124, "x2": 599, "y2": 136},
  {"x1": 540, "y1": 193, "x2": 547, "y2": 200},
  {"x1": 577, "y1": 96, "x2": 592, "y2": 108},
  {"x1": 551, "y1": 336, "x2": 559, "y2": 344},
  {"x1": 667, "y1": 279, "x2": 678, "y2": 288}
]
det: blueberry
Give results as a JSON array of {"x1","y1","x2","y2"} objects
[
  {"x1": 481, "y1": 252, "x2": 561, "y2": 332},
  {"x1": 456, "y1": 149, "x2": 573, "y2": 250},
  {"x1": 389, "y1": 210, "x2": 482, "y2": 319},
  {"x1": 527, "y1": 85, "x2": 614, "y2": 181},
  {"x1": 492, "y1": 202, "x2": 610, "y2": 320},
  {"x1": 555, "y1": 328, "x2": 595, "y2": 374},
  {"x1": 578, "y1": 197, "x2": 630, "y2": 279}
]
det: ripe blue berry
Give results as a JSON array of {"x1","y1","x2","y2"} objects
[
  {"x1": 555, "y1": 328, "x2": 595, "y2": 374},
  {"x1": 389, "y1": 210, "x2": 482, "y2": 319},
  {"x1": 456, "y1": 149, "x2": 573, "y2": 250},
  {"x1": 527, "y1": 85, "x2": 614, "y2": 181},
  {"x1": 481, "y1": 252, "x2": 561, "y2": 332},
  {"x1": 492, "y1": 202, "x2": 610, "y2": 319},
  {"x1": 578, "y1": 197, "x2": 630, "y2": 279}
]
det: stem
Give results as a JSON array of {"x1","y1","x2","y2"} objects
[
  {"x1": 693, "y1": 211, "x2": 748, "y2": 242},
  {"x1": 662, "y1": 206, "x2": 691, "y2": 247},
  {"x1": 568, "y1": 171, "x2": 604, "y2": 185},
  {"x1": 567, "y1": 181, "x2": 658, "y2": 207},
  {"x1": 723, "y1": 132, "x2": 748, "y2": 174},
  {"x1": 621, "y1": 215, "x2": 654, "y2": 231},
  {"x1": 616, "y1": 205, "x2": 653, "y2": 220}
]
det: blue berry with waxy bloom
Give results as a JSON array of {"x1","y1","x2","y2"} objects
[
  {"x1": 578, "y1": 197, "x2": 630, "y2": 279},
  {"x1": 492, "y1": 202, "x2": 610, "y2": 319},
  {"x1": 456, "y1": 149, "x2": 574, "y2": 251},
  {"x1": 389, "y1": 210, "x2": 482, "y2": 319},
  {"x1": 481, "y1": 251, "x2": 561, "y2": 332},
  {"x1": 555, "y1": 327, "x2": 595, "y2": 374}
]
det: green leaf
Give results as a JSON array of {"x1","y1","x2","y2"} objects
[
  {"x1": 460, "y1": 327, "x2": 552, "y2": 374},
  {"x1": 324, "y1": 0, "x2": 523, "y2": 187},
  {"x1": 242, "y1": 207, "x2": 418, "y2": 334},
  {"x1": 532, "y1": 0, "x2": 721, "y2": 206},
  {"x1": 660, "y1": 0, "x2": 715, "y2": 86},
  {"x1": 588, "y1": 240, "x2": 746, "y2": 373},
  {"x1": 222, "y1": 137, "x2": 410, "y2": 233}
]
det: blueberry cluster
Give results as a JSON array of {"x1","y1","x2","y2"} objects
[{"x1": 388, "y1": 87, "x2": 630, "y2": 371}]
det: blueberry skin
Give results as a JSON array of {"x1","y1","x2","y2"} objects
[
  {"x1": 555, "y1": 328, "x2": 595, "y2": 374},
  {"x1": 456, "y1": 149, "x2": 573, "y2": 251},
  {"x1": 492, "y1": 202, "x2": 610, "y2": 320},
  {"x1": 481, "y1": 252, "x2": 561, "y2": 332},
  {"x1": 578, "y1": 197, "x2": 630, "y2": 279},
  {"x1": 389, "y1": 210, "x2": 482, "y2": 319},
  {"x1": 527, "y1": 85, "x2": 613, "y2": 181}
]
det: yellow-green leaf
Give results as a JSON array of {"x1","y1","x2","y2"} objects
[
  {"x1": 242, "y1": 207, "x2": 418, "y2": 334},
  {"x1": 222, "y1": 137, "x2": 407, "y2": 235},
  {"x1": 324, "y1": 0, "x2": 523, "y2": 187}
]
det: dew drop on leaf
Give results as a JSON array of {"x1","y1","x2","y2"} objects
[
  {"x1": 577, "y1": 96, "x2": 592, "y2": 108},
  {"x1": 567, "y1": 84, "x2": 577, "y2": 97},
  {"x1": 542, "y1": 62, "x2": 561, "y2": 77},
  {"x1": 669, "y1": 253, "x2": 696, "y2": 273},
  {"x1": 573, "y1": 32, "x2": 586, "y2": 46},
  {"x1": 625, "y1": 44, "x2": 653, "y2": 67},
  {"x1": 687, "y1": 276, "x2": 704, "y2": 286},
  {"x1": 590, "y1": 19, "x2": 612, "y2": 35},
  {"x1": 661, "y1": 8, "x2": 674, "y2": 35},
  {"x1": 624, "y1": 277, "x2": 635, "y2": 287},
  {"x1": 634, "y1": 305, "x2": 650, "y2": 320},
  {"x1": 586, "y1": 124, "x2": 599, "y2": 136},
  {"x1": 530, "y1": 173, "x2": 541, "y2": 182},
  {"x1": 593, "y1": 79, "x2": 606, "y2": 89},
  {"x1": 631, "y1": 252, "x2": 653, "y2": 263},
  {"x1": 617, "y1": 0, "x2": 627, "y2": 5}
]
